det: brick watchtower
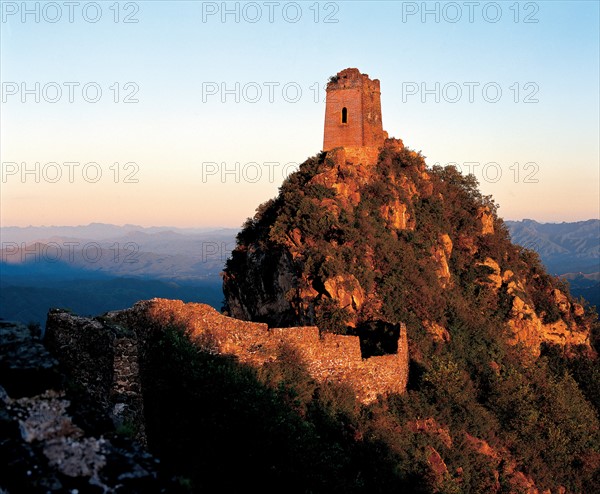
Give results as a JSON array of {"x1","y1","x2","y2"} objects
[{"x1": 323, "y1": 68, "x2": 388, "y2": 152}]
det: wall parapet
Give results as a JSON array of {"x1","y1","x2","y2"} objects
[
  {"x1": 117, "y1": 299, "x2": 409, "y2": 404},
  {"x1": 45, "y1": 299, "x2": 408, "y2": 418}
]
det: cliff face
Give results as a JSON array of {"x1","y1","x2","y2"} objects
[{"x1": 223, "y1": 139, "x2": 594, "y2": 357}]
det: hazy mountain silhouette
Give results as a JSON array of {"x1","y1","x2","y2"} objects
[
  {"x1": 2, "y1": 221, "x2": 597, "y2": 325},
  {"x1": 0, "y1": 225, "x2": 237, "y2": 324},
  {"x1": 506, "y1": 219, "x2": 599, "y2": 306}
]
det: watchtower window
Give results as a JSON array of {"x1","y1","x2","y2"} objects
[{"x1": 341, "y1": 107, "x2": 348, "y2": 124}]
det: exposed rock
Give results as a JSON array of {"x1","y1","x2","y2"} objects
[
  {"x1": 223, "y1": 139, "x2": 424, "y2": 327},
  {"x1": 380, "y1": 199, "x2": 410, "y2": 230},
  {"x1": 423, "y1": 320, "x2": 451, "y2": 343},
  {"x1": 431, "y1": 233, "x2": 454, "y2": 289},
  {"x1": 477, "y1": 206, "x2": 495, "y2": 235},
  {"x1": 222, "y1": 128, "x2": 593, "y2": 366},
  {"x1": 509, "y1": 471, "x2": 540, "y2": 494},
  {"x1": 474, "y1": 270, "x2": 594, "y2": 356},
  {"x1": 0, "y1": 322, "x2": 165, "y2": 493},
  {"x1": 309, "y1": 149, "x2": 375, "y2": 209},
  {"x1": 502, "y1": 269, "x2": 515, "y2": 283},
  {"x1": 439, "y1": 233, "x2": 453, "y2": 258},
  {"x1": 539, "y1": 318, "x2": 589, "y2": 348},
  {"x1": 323, "y1": 274, "x2": 365, "y2": 314},
  {"x1": 464, "y1": 433, "x2": 499, "y2": 461},
  {"x1": 426, "y1": 445, "x2": 448, "y2": 480},
  {"x1": 344, "y1": 146, "x2": 382, "y2": 167},
  {"x1": 432, "y1": 243, "x2": 452, "y2": 288},
  {"x1": 11, "y1": 391, "x2": 107, "y2": 479},
  {"x1": 222, "y1": 248, "x2": 302, "y2": 327},
  {"x1": 507, "y1": 292, "x2": 589, "y2": 357},
  {"x1": 552, "y1": 289, "x2": 571, "y2": 314},
  {"x1": 0, "y1": 321, "x2": 60, "y2": 397},
  {"x1": 463, "y1": 433, "x2": 549, "y2": 494},
  {"x1": 476, "y1": 257, "x2": 502, "y2": 289},
  {"x1": 573, "y1": 303, "x2": 585, "y2": 317}
]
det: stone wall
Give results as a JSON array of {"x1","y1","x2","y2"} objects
[
  {"x1": 43, "y1": 297, "x2": 409, "y2": 449},
  {"x1": 45, "y1": 310, "x2": 147, "y2": 446},
  {"x1": 111, "y1": 299, "x2": 409, "y2": 405},
  {"x1": 324, "y1": 83, "x2": 363, "y2": 149},
  {"x1": 342, "y1": 146, "x2": 382, "y2": 166},
  {"x1": 0, "y1": 321, "x2": 164, "y2": 492}
]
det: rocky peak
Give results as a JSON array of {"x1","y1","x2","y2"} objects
[{"x1": 223, "y1": 141, "x2": 595, "y2": 358}]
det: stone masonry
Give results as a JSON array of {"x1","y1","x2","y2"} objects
[
  {"x1": 112, "y1": 299, "x2": 409, "y2": 405},
  {"x1": 323, "y1": 68, "x2": 388, "y2": 153},
  {"x1": 44, "y1": 298, "x2": 410, "y2": 439},
  {"x1": 45, "y1": 310, "x2": 147, "y2": 446}
]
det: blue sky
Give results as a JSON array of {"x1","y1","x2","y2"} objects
[{"x1": 1, "y1": 0, "x2": 598, "y2": 227}]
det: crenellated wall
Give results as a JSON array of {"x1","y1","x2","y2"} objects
[
  {"x1": 115, "y1": 299, "x2": 409, "y2": 405},
  {"x1": 45, "y1": 299, "x2": 409, "y2": 421}
]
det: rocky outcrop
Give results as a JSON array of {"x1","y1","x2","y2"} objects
[
  {"x1": 476, "y1": 257, "x2": 503, "y2": 289},
  {"x1": 462, "y1": 433, "x2": 560, "y2": 494},
  {"x1": 323, "y1": 274, "x2": 365, "y2": 316},
  {"x1": 380, "y1": 199, "x2": 409, "y2": 230},
  {"x1": 223, "y1": 247, "x2": 301, "y2": 327},
  {"x1": 223, "y1": 139, "x2": 424, "y2": 328},
  {"x1": 474, "y1": 260, "x2": 591, "y2": 355},
  {"x1": 423, "y1": 320, "x2": 451, "y2": 343},
  {"x1": 309, "y1": 146, "x2": 379, "y2": 210},
  {"x1": 223, "y1": 142, "x2": 594, "y2": 359},
  {"x1": 507, "y1": 295, "x2": 590, "y2": 357},
  {"x1": 477, "y1": 207, "x2": 495, "y2": 235},
  {"x1": 0, "y1": 321, "x2": 164, "y2": 493},
  {"x1": 432, "y1": 233, "x2": 453, "y2": 288}
]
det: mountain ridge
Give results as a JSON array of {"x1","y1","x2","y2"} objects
[{"x1": 223, "y1": 141, "x2": 595, "y2": 358}]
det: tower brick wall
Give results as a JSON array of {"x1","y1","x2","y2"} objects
[{"x1": 323, "y1": 68, "x2": 388, "y2": 152}]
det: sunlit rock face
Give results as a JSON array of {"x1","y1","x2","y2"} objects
[{"x1": 222, "y1": 139, "x2": 593, "y2": 357}]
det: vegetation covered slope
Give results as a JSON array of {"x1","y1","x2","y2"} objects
[
  {"x1": 221, "y1": 141, "x2": 600, "y2": 492},
  {"x1": 223, "y1": 142, "x2": 594, "y2": 353}
]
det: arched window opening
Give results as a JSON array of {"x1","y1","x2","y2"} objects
[{"x1": 341, "y1": 107, "x2": 348, "y2": 124}]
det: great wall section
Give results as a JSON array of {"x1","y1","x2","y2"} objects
[{"x1": 44, "y1": 298, "x2": 409, "y2": 444}]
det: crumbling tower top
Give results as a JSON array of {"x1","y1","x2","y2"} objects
[{"x1": 323, "y1": 68, "x2": 388, "y2": 152}]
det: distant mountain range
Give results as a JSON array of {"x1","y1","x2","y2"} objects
[
  {"x1": 1, "y1": 225, "x2": 238, "y2": 280},
  {"x1": 505, "y1": 219, "x2": 599, "y2": 274},
  {"x1": 0, "y1": 224, "x2": 238, "y2": 324},
  {"x1": 1, "y1": 220, "x2": 598, "y2": 324},
  {"x1": 505, "y1": 219, "x2": 599, "y2": 307},
  {"x1": 1, "y1": 223, "x2": 232, "y2": 243}
]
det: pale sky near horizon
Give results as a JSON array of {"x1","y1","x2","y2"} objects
[{"x1": 1, "y1": 0, "x2": 599, "y2": 228}]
